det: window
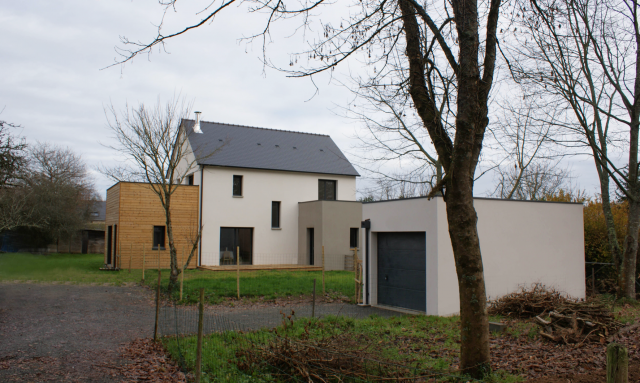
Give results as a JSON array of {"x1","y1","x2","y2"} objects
[
  {"x1": 187, "y1": 174, "x2": 194, "y2": 185},
  {"x1": 318, "y1": 180, "x2": 337, "y2": 200},
  {"x1": 350, "y1": 228, "x2": 359, "y2": 248},
  {"x1": 153, "y1": 226, "x2": 166, "y2": 250},
  {"x1": 220, "y1": 228, "x2": 253, "y2": 265},
  {"x1": 272, "y1": 201, "x2": 281, "y2": 228},
  {"x1": 233, "y1": 175, "x2": 243, "y2": 196}
]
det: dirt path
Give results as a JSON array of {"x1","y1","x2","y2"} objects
[{"x1": 0, "y1": 283, "x2": 155, "y2": 382}]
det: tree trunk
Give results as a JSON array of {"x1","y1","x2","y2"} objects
[
  {"x1": 446, "y1": 178, "x2": 491, "y2": 376},
  {"x1": 399, "y1": 0, "x2": 493, "y2": 376},
  {"x1": 622, "y1": 198, "x2": 640, "y2": 298},
  {"x1": 595, "y1": 158, "x2": 623, "y2": 288},
  {"x1": 164, "y1": 192, "x2": 180, "y2": 289},
  {"x1": 622, "y1": 102, "x2": 640, "y2": 299}
]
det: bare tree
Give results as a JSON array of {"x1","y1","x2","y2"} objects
[
  {"x1": 25, "y1": 143, "x2": 98, "y2": 250},
  {"x1": 0, "y1": 120, "x2": 27, "y2": 188},
  {"x1": 487, "y1": 98, "x2": 568, "y2": 199},
  {"x1": 101, "y1": 97, "x2": 223, "y2": 287},
  {"x1": 0, "y1": 120, "x2": 35, "y2": 233},
  {"x1": 112, "y1": 0, "x2": 506, "y2": 375},
  {"x1": 513, "y1": 0, "x2": 640, "y2": 297}
]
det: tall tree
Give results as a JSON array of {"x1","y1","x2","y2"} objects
[
  {"x1": 113, "y1": 0, "x2": 504, "y2": 375},
  {"x1": 25, "y1": 143, "x2": 98, "y2": 248},
  {"x1": 101, "y1": 98, "x2": 223, "y2": 287},
  {"x1": 514, "y1": 0, "x2": 640, "y2": 297}
]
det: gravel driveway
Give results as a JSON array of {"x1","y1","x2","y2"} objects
[
  {"x1": 0, "y1": 283, "x2": 404, "y2": 382},
  {"x1": 0, "y1": 283, "x2": 155, "y2": 382}
]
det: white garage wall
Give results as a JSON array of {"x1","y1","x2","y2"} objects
[{"x1": 363, "y1": 196, "x2": 586, "y2": 316}]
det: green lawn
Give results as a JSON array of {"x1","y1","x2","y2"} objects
[
  {"x1": 162, "y1": 314, "x2": 522, "y2": 383},
  {"x1": 0, "y1": 252, "x2": 355, "y2": 303}
]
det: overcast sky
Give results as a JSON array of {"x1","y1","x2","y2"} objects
[{"x1": 1, "y1": 0, "x2": 604, "y2": 199}]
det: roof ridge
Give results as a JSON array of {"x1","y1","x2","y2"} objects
[{"x1": 185, "y1": 119, "x2": 330, "y2": 137}]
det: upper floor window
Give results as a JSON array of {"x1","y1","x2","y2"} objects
[
  {"x1": 318, "y1": 179, "x2": 336, "y2": 200},
  {"x1": 233, "y1": 175, "x2": 243, "y2": 196},
  {"x1": 272, "y1": 201, "x2": 281, "y2": 228},
  {"x1": 153, "y1": 226, "x2": 166, "y2": 250},
  {"x1": 187, "y1": 174, "x2": 194, "y2": 185}
]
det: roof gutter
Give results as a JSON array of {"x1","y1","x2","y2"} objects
[{"x1": 198, "y1": 166, "x2": 204, "y2": 266}]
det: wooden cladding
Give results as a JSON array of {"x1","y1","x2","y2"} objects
[{"x1": 104, "y1": 182, "x2": 199, "y2": 269}]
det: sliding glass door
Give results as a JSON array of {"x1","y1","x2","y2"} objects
[{"x1": 220, "y1": 227, "x2": 253, "y2": 265}]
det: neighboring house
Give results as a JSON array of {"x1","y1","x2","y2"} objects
[
  {"x1": 57, "y1": 201, "x2": 107, "y2": 254},
  {"x1": 360, "y1": 196, "x2": 586, "y2": 316},
  {"x1": 103, "y1": 117, "x2": 362, "y2": 270}
]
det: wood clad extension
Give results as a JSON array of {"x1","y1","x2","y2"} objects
[{"x1": 104, "y1": 182, "x2": 199, "y2": 269}]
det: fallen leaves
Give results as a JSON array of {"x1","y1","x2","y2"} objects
[{"x1": 116, "y1": 339, "x2": 186, "y2": 383}]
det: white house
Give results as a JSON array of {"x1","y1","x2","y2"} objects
[
  {"x1": 360, "y1": 196, "x2": 586, "y2": 316},
  {"x1": 178, "y1": 117, "x2": 362, "y2": 268}
]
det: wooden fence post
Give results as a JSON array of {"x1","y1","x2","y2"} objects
[
  {"x1": 129, "y1": 243, "x2": 132, "y2": 273},
  {"x1": 180, "y1": 247, "x2": 184, "y2": 301},
  {"x1": 322, "y1": 246, "x2": 325, "y2": 295},
  {"x1": 312, "y1": 279, "x2": 316, "y2": 318},
  {"x1": 354, "y1": 247, "x2": 358, "y2": 304},
  {"x1": 142, "y1": 244, "x2": 146, "y2": 282},
  {"x1": 196, "y1": 287, "x2": 205, "y2": 383},
  {"x1": 607, "y1": 343, "x2": 628, "y2": 383},
  {"x1": 236, "y1": 246, "x2": 240, "y2": 299},
  {"x1": 153, "y1": 270, "x2": 161, "y2": 342}
]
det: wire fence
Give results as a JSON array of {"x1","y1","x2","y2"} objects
[
  {"x1": 154, "y1": 284, "x2": 478, "y2": 383},
  {"x1": 129, "y1": 245, "x2": 476, "y2": 382},
  {"x1": 585, "y1": 262, "x2": 640, "y2": 296}
]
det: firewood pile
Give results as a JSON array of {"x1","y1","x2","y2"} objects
[
  {"x1": 488, "y1": 284, "x2": 624, "y2": 344},
  {"x1": 488, "y1": 284, "x2": 569, "y2": 318},
  {"x1": 533, "y1": 301, "x2": 623, "y2": 344}
]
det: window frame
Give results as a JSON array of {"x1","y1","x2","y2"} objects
[
  {"x1": 271, "y1": 201, "x2": 281, "y2": 229},
  {"x1": 152, "y1": 226, "x2": 166, "y2": 250},
  {"x1": 318, "y1": 179, "x2": 337, "y2": 201},
  {"x1": 350, "y1": 228, "x2": 359, "y2": 249},
  {"x1": 187, "y1": 174, "x2": 194, "y2": 185},
  {"x1": 233, "y1": 175, "x2": 243, "y2": 196}
]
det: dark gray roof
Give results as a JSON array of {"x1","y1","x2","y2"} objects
[
  {"x1": 90, "y1": 201, "x2": 106, "y2": 221},
  {"x1": 183, "y1": 120, "x2": 360, "y2": 176}
]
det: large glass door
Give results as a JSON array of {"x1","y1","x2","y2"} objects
[{"x1": 220, "y1": 227, "x2": 253, "y2": 265}]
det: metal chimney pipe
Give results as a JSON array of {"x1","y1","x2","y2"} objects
[{"x1": 193, "y1": 111, "x2": 203, "y2": 134}]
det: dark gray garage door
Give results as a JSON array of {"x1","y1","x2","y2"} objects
[{"x1": 377, "y1": 232, "x2": 426, "y2": 311}]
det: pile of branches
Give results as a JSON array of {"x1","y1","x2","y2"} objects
[
  {"x1": 534, "y1": 300, "x2": 623, "y2": 344},
  {"x1": 488, "y1": 284, "x2": 569, "y2": 318},
  {"x1": 235, "y1": 333, "x2": 428, "y2": 382}
]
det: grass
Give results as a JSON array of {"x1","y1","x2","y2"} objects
[
  {"x1": 0, "y1": 252, "x2": 356, "y2": 303},
  {"x1": 162, "y1": 314, "x2": 523, "y2": 383}
]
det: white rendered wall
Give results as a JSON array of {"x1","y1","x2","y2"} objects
[
  {"x1": 199, "y1": 166, "x2": 356, "y2": 266},
  {"x1": 361, "y1": 198, "x2": 439, "y2": 315},
  {"x1": 436, "y1": 198, "x2": 586, "y2": 316},
  {"x1": 362, "y1": 197, "x2": 585, "y2": 317}
]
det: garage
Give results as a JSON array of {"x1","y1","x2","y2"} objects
[
  {"x1": 362, "y1": 196, "x2": 586, "y2": 316},
  {"x1": 377, "y1": 232, "x2": 426, "y2": 311}
]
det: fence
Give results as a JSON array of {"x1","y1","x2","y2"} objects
[
  {"x1": 109, "y1": 243, "x2": 363, "y2": 304},
  {"x1": 131, "y1": 244, "x2": 478, "y2": 382},
  {"x1": 585, "y1": 262, "x2": 640, "y2": 296},
  {"x1": 154, "y1": 283, "x2": 478, "y2": 382}
]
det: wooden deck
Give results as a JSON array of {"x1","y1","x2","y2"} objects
[{"x1": 198, "y1": 264, "x2": 322, "y2": 272}]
